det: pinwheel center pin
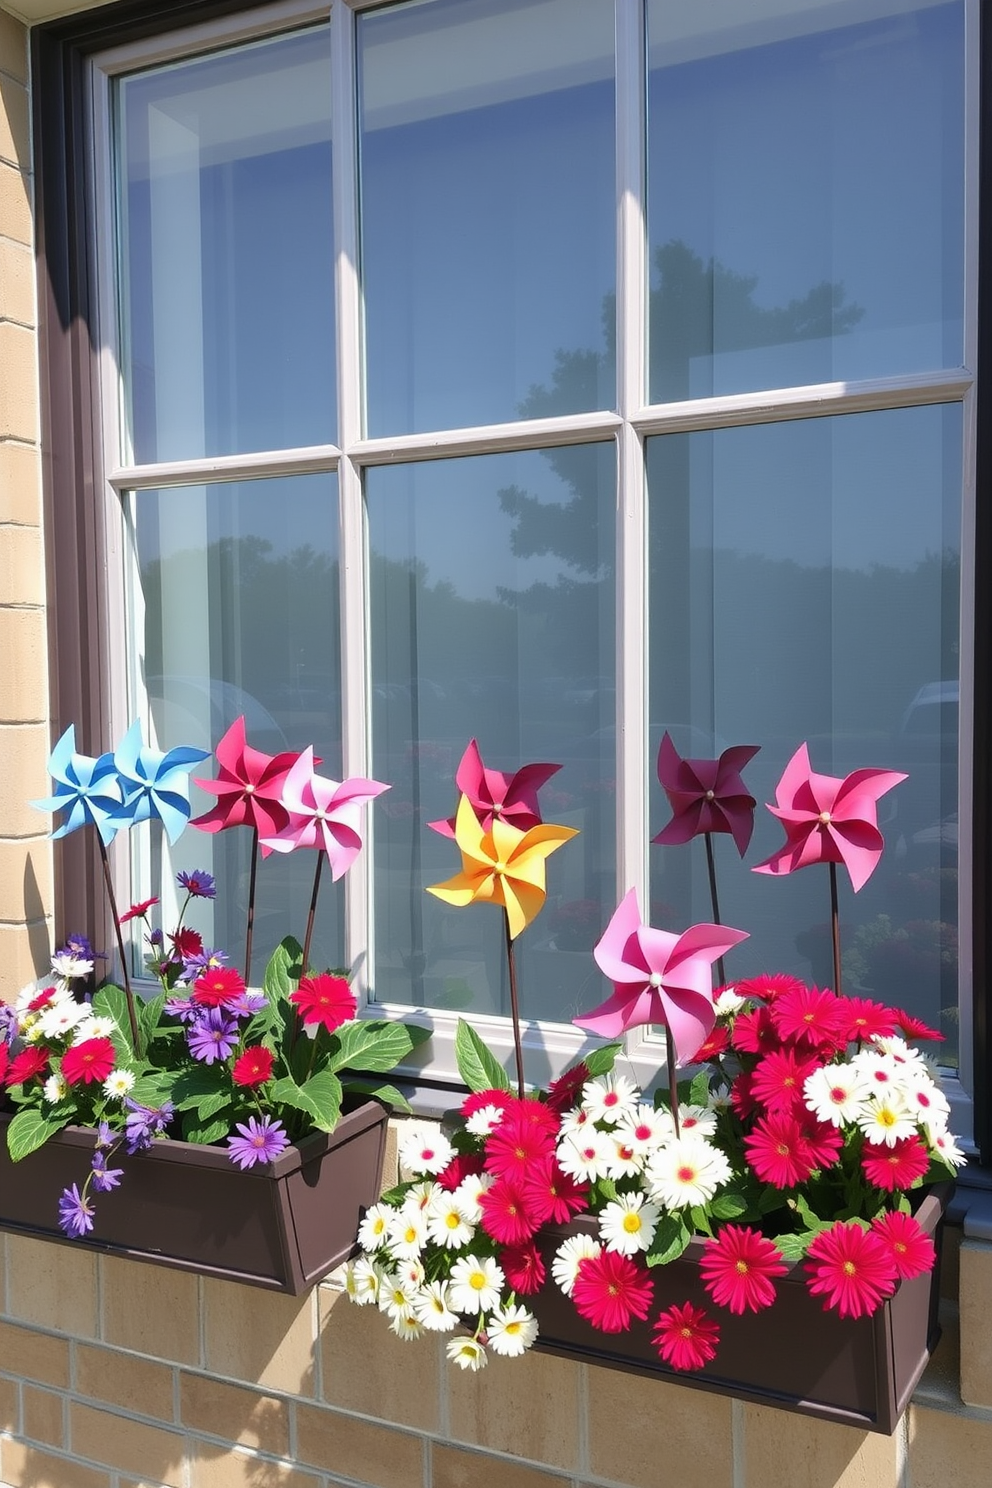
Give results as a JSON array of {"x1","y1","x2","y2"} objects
[
  {"x1": 492, "y1": 802, "x2": 503, "y2": 814},
  {"x1": 705, "y1": 790, "x2": 715, "y2": 801},
  {"x1": 244, "y1": 783, "x2": 255, "y2": 794},
  {"x1": 818, "y1": 811, "x2": 831, "y2": 825},
  {"x1": 649, "y1": 972, "x2": 663, "y2": 988},
  {"x1": 493, "y1": 860, "x2": 507, "y2": 874}
]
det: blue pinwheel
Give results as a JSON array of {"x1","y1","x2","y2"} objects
[
  {"x1": 31, "y1": 726, "x2": 124, "y2": 844},
  {"x1": 107, "y1": 721, "x2": 210, "y2": 844}
]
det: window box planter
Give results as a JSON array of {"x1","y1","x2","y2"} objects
[
  {"x1": 530, "y1": 1184, "x2": 950, "y2": 1434},
  {"x1": 0, "y1": 1100, "x2": 389, "y2": 1295}
]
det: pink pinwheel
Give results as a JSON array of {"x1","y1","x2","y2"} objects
[
  {"x1": 653, "y1": 733, "x2": 759, "y2": 857},
  {"x1": 752, "y1": 744, "x2": 906, "y2": 893},
  {"x1": 192, "y1": 716, "x2": 302, "y2": 851},
  {"x1": 574, "y1": 889, "x2": 748, "y2": 1066},
  {"x1": 429, "y1": 738, "x2": 560, "y2": 838},
  {"x1": 261, "y1": 748, "x2": 389, "y2": 879}
]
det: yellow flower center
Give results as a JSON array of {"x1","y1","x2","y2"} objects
[{"x1": 623, "y1": 1213, "x2": 642, "y2": 1234}]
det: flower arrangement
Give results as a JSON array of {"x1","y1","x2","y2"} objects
[
  {"x1": 343, "y1": 734, "x2": 960, "y2": 1376},
  {"x1": 1, "y1": 718, "x2": 428, "y2": 1240}
]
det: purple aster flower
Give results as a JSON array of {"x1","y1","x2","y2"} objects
[
  {"x1": 227, "y1": 990, "x2": 268, "y2": 1019},
  {"x1": 148, "y1": 928, "x2": 164, "y2": 947},
  {"x1": 177, "y1": 868, "x2": 216, "y2": 899},
  {"x1": 95, "y1": 1120, "x2": 114, "y2": 1150},
  {"x1": 90, "y1": 1154, "x2": 124, "y2": 1192},
  {"x1": 124, "y1": 1099, "x2": 174, "y2": 1153},
  {"x1": 58, "y1": 1184, "x2": 95, "y2": 1238},
  {"x1": 187, "y1": 1008, "x2": 240, "y2": 1064},
  {"x1": 0, "y1": 1004, "x2": 17, "y2": 1042},
  {"x1": 181, "y1": 946, "x2": 228, "y2": 981},
  {"x1": 164, "y1": 995, "x2": 198, "y2": 1022},
  {"x1": 227, "y1": 1116, "x2": 289, "y2": 1170},
  {"x1": 58, "y1": 933, "x2": 103, "y2": 962}
]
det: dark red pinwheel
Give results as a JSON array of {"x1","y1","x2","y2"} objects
[{"x1": 653, "y1": 732, "x2": 759, "y2": 857}]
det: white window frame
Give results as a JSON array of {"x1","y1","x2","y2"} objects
[{"x1": 85, "y1": 0, "x2": 979, "y2": 1142}]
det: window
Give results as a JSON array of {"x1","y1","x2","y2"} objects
[{"x1": 36, "y1": 0, "x2": 981, "y2": 1147}]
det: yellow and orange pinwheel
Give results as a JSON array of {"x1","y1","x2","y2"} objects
[{"x1": 427, "y1": 794, "x2": 578, "y2": 939}]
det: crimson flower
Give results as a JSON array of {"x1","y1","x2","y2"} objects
[
  {"x1": 843, "y1": 997, "x2": 898, "y2": 1043},
  {"x1": 289, "y1": 974, "x2": 357, "y2": 1033},
  {"x1": 730, "y1": 1005, "x2": 779, "y2": 1057},
  {"x1": 27, "y1": 987, "x2": 57, "y2": 1012},
  {"x1": 499, "y1": 1241, "x2": 546, "y2": 1295},
  {"x1": 484, "y1": 1114, "x2": 556, "y2": 1181},
  {"x1": 729, "y1": 1070, "x2": 758, "y2": 1121},
  {"x1": 572, "y1": 1250, "x2": 654, "y2": 1333},
  {"x1": 805, "y1": 1222, "x2": 898, "y2": 1319},
  {"x1": 169, "y1": 927, "x2": 204, "y2": 961},
  {"x1": 429, "y1": 737, "x2": 561, "y2": 837},
  {"x1": 734, "y1": 972, "x2": 806, "y2": 1002},
  {"x1": 744, "y1": 1111, "x2": 817, "y2": 1188},
  {"x1": 799, "y1": 1116, "x2": 844, "y2": 1170},
  {"x1": 193, "y1": 715, "x2": 302, "y2": 846},
  {"x1": 521, "y1": 1157, "x2": 589, "y2": 1224},
  {"x1": 461, "y1": 1088, "x2": 514, "y2": 1120},
  {"x1": 653, "y1": 1302, "x2": 720, "y2": 1371},
  {"x1": 692, "y1": 1024, "x2": 730, "y2": 1062},
  {"x1": 653, "y1": 733, "x2": 759, "y2": 856},
  {"x1": 61, "y1": 1037, "x2": 116, "y2": 1087},
  {"x1": 478, "y1": 1177, "x2": 538, "y2": 1246},
  {"x1": 192, "y1": 967, "x2": 248, "y2": 1009},
  {"x1": 861, "y1": 1135, "x2": 931, "y2": 1192},
  {"x1": 750, "y1": 1048, "x2": 819, "y2": 1116},
  {"x1": 893, "y1": 1010, "x2": 945, "y2": 1042},
  {"x1": 753, "y1": 743, "x2": 906, "y2": 892},
  {"x1": 232, "y1": 1046, "x2": 275, "y2": 1088},
  {"x1": 437, "y1": 1153, "x2": 486, "y2": 1192},
  {"x1": 0, "y1": 1045, "x2": 7, "y2": 1083},
  {"x1": 4, "y1": 1047, "x2": 49, "y2": 1087},
  {"x1": 871, "y1": 1211, "x2": 937, "y2": 1280},
  {"x1": 768, "y1": 985, "x2": 849, "y2": 1053},
  {"x1": 118, "y1": 897, "x2": 159, "y2": 925},
  {"x1": 699, "y1": 1226, "x2": 788, "y2": 1314},
  {"x1": 545, "y1": 1061, "x2": 591, "y2": 1114}
]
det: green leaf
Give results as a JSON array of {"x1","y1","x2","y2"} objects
[
  {"x1": 341, "y1": 1078, "x2": 411, "y2": 1113},
  {"x1": 581, "y1": 1043, "x2": 623, "y2": 1078},
  {"x1": 326, "y1": 1020, "x2": 430, "y2": 1075},
  {"x1": 92, "y1": 984, "x2": 134, "y2": 1042},
  {"x1": 775, "y1": 1230, "x2": 818, "y2": 1263},
  {"x1": 128, "y1": 1071, "x2": 177, "y2": 1108},
  {"x1": 138, "y1": 992, "x2": 166, "y2": 1042},
  {"x1": 646, "y1": 1213, "x2": 691, "y2": 1267},
  {"x1": 689, "y1": 1204, "x2": 713, "y2": 1237},
  {"x1": 183, "y1": 1118, "x2": 231, "y2": 1146},
  {"x1": 689, "y1": 1071, "x2": 711, "y2": 1107},
  {"x1": 6, "y1": 1108, "x2": 71, "y2": 1162},
  {"x1": 264, "y1": 937, "x2": 304, "y2": 1001},
  {"x1": 270, "y1": 1071, "x2": 343, "y2": 1133},
  {"x1": 172, "y1": 1067, "x2": 227, "y2": 1111},
  {"x1": 454, "y1": 1019, "x2": 512, "y2": 1093},
  {"x1": 710, "y1": 1191, "x2": 750, "y2": 1221}
]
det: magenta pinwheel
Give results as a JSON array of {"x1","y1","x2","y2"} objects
[
  {"x1": 429, "y1": 738, "x2": 561, "y2": 838},
  {"x1": 574, "y1": 889, "x2": 748, "y2": 1066},
  {"x1": 261, "y1": 748, "x2": 389, "y2": 879},
  {"x1": 192, "y1": 715, "x2": 301, "y2": 850},
  {"x1": 752, "y1": 743, "x2": 906, "y2": 893},
  {"x1": 653, "y1": 733, "x2": 759, "y2": 857}
]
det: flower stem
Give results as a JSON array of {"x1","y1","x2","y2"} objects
[
  {"x1": 301, "y1": 852, "x2": 324, "y2": 978},
  {"x1": 665, "y1": 1025, "x2": 681, "y2": 1138},
  {"x1": 244, "y1": 827, "x2": 259, "y2": 986},
  {"x1": 704, "y1": 832, "x2": 726, "y2": 985},
  {"x1": 829, "y1": 861, "x2": 843, "y2": 997},
  {"x1": 97, "y1": 837, "x2": 141, "y2": 1054},
  {"x1": 503, "y1": 911, "x2": 526, "y2": 1100}
]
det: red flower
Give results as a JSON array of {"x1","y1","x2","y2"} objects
[
  {"x1": 843, "y1": 998, "x2": 898, "y2": 1043},
  {"x1": 805, "y1": 1222, "x2": 898, "y2": 1318},
  {"x1": 750, "y1": 1048, "x2": 818, "y2": 1116},
  {"x1": 693, "y1": 1024, "x2": 730, "y2": 1062},
  {"x1": 699, "y1": 1226, "x2": 788, "y2": 1314},
  {"x1": 437, "y1": 1153, "x2": 486, "y2": 1192},
  {"x1": 507, "y1": 1096, "x2": 560, "y2": 1138},
  {"x1": 60, "y1": 1037, "x2": 116, "y2": 1087},
  {"x1": 27, "y1": 986, "x2": 58, "y2": 1012},
  {"x1": 169, "y1": 927, "x2": 203, "y2": 960},
  {"x1": 870, "y1": 1211, "x2": 936, "y2": 1280},
  {"x1": 729, "y1": 1070, "x2": 758, "y2": 1121},
  {"x1": 861, "y1": 1136, "x2": 931, "y2": 1192},
  {"x1": 734, "y1": 972, "x2": 805, "y2": 1003},
  {"x1": 545, "y1": 1061, "x2": 591, "y2": 1114},
  {"x1": 731, "y1": 1006, "x2": 780, "y2": 1056},
  {"x1": 768, "y1": 985, "x2": 849, "y2": 1053},
  {"x1": 799, "y1": 1116, "x2": 844, "y2": 1171},
  {"x1": 232, "y1": 1046, "x2": 275, "y2": 1087},
  {"x1": 500, "y1": 1241, "x2": 546, "y2": 1295},
  {"x1": 478, "y1": 1177, "x2": 538, "y2": 1246},
  {"x1": 572, "y1": 1251, "x2": 654, "y2": 1334},
  {"x1": 484, "y1": 1113, "x2": 556, "y2": 1181},
  {"x1": 521, "y1": 1157, "x2": 589, "y2": 1224},
  {"x1": 653, "y1": 1302, "x2": 720, "y2": 1371},
  {"x1": 461, "y1": 1088, "x2": 514, "y2": 1120},
  {"x1": 893, "y1": 1010, "x2": 944, "y2": 1042},
  {"x1": 289, "y1": 974, "x2": 356, "y2": 1033},
  {"x1": 4, "y1": 1046, "x2": 48, "y2": 1087},
  {"x1": 119, "y1": 897, "x2": 159, "y2": 925},
  {"x1": 744, "y1": 1112, "x2": 816, "y2": 1188},
  {"x1": 0, "y1": 1044, "x2": 8, "y2": 1083},
  {"x1": 193, "y1": 967, "x2": 248, "y2": 1008}
]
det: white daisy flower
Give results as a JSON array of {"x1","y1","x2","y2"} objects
[
  {"x1": 386, "y1": 1207, "x2": 429, "y2": 1260},
  {"x1": 551, "y1": 1233, "x2": 601, "y2": 1297},
  {"x1": 446, "y1": 1336, "x2": 487, "y2": 1371},
  {"x1": 396, "y1": 1255, "x2": 426, "y2": 1291},
  {"x1": 902, "y1": 1071, "x2": 950, "y2": 1136},
  {"x1": 557, "y1": 1104, "x2": 593, "y2": 1138},
  {"x1": 37, "y1": 999, "x2": 90, "y2": 1039},
  {"x1": 357, "y1": 1203, "x2": 393, "y2": 1252},
  {"x1": 581, "y1": 1073, "x2": 640, "y2": 1123},
  {"x1": 870, "y1": 1034, "x2": 925, "y2": 1067},
  {"x1": 850, "y1": 1050, "x2": 907, "y2": 1100},
  {"x1": 102, "y1": 1068, "x2": 136, "y2": 1101},
  {"x1": 714, "y1": 988, "x2": 746, "y2": 1017},
  {"x1": 675, "y1": 1104, "x2": 717, "y2": 1139},
  {"x1": 555, "y1": 1127, "x2": 614, "y2": 1183},
  {"x1": 448, "y1": 1254, "x2": 505, "y2": 1314},
  {"x1": 453, "y1": 1172, "x2": 493, "y2": 1224},
  {"x1": 598, "y1": 1192, "x2": 660, "y2": 1256},
  {"x1": 72, "y1": 1015, "x2": 116, "y2": 1044},
  {"x1": 858, "y1": 1093, "x2": 918, "y2": 1148},
  {"x1": 426, "y1": 1191, "x2": 475, "y2": 1250},
  {"x1": 402, "y1": 1180, "x2": 440, "y2": 1215},
  {"x1": 485, "y1": 1303, "x2": 538, "y2": 1357},
  {"x1": 464, "y1": 1103, "x2": 508, "y2": 1137},
  {"x1": 803, "y1": 1063, "x2": 871, "y2": 1127},
  {"x1": 50, "y1": 952, "x2": 94, "y2": 983},
  {"x1": 413, "y1": 1281, "x2": 460, "y2": 1332},
  {"x1": 643, "y1": 1136, "x2": 732, "y2": 1209},
  {"x1": 378, "y1": 1270, "x2": 419, "y2": 1319},
  {"x1": 708, "y1": 1082, "x2": 733, "y2": 1112},
  {"x1": 346, "y1": 1256, "x2": 384, "y2": 1306},
  {"x1": 398, "y1": 1124, "x2": 455, "y2": 1177},
  {"x1": 389, "y1": 1307, "x2": 424, "y2": 1341},
  {"x1": 617, "y1": 1103, "x2": 676, "y2": 1152},
  {"x1": 933, "y1": 1130, "x2": 968, "y2": 1168},
  {"x1": 604, "y1": 1131, "x2": 645, "y2": 1180},
  {"x1": 42, "y1": 1074, "x2": 67, "y2": 1104}
]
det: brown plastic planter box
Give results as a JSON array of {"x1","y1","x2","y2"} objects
[
  {"x1": 531, "y1": 1184, "x2": 950, "y2": 1433},
  {"x1": 0, "y1": 1100, "x2": 389, "y2": 1294}
]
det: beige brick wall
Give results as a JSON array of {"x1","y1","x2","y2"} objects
[{"x1": 0, "y1": 4, "x2": 52, "y2": 1004}]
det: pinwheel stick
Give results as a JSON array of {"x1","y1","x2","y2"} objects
[
  {"x1": 96, "y1": 838, "x2": 141, "y2": 1052},
  {"x1": 829, "y1": 861, "x2": 843, "y2": 998},
  {"x1": 664, "y1": 1026, "x2": 680, "y2": 1138},
  {"x1": 301, "y1": 851, "x2": 324, "y2": 980},
  {"x1": 244, "y1": 827, "x2": 259, "y2": 986},
  {"x1": 502, "y1": 912, "x2": 526, "y2": 1100},
  {"x1": 703, "y1": 833, "x2": 727, "y2": 986}
]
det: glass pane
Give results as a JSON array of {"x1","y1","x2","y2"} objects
[
  {"x1": 367, "y1": 444, "x2": 616, "y2": 1024},
  {"x1": 359, "y1": 0, "x2": 615, "y2": 436},
  {"x1": 132, "y1": 473, "x2": 342, "y2": 976},
  {"x1": 648, "y1": 405, "x2": 961, "y2": 1066},
  {"x1": 647, "y1": 1, "x2": 964, "y2": 401},
  {"x1": 119, "y1": 27, "x2": 335, "y2": 462}
]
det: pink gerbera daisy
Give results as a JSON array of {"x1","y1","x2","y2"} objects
[
  {"x1": 731, "y1": 1006, "x2": 780, "y2": 1056},
  {"x1": 843, "y1": 997, "x2": 898, "y2": 1043},
  {"x1": 499, "y1": 1240, "x2": 546, "y2": 1295},
  {"x1": 744, "y1": 1112, "x2": 816, "y2": 1188},
  {"x1": 436, "y1": 1153, "x2": 486, "y2": 1192},
  {"x1": 805, "y1": 1222, "x2": 898, "y2": 1318},
  {"x1": 799, "y1": 1116, "x2": 844, "y2": 1171},
  {"x1": 769, "y1": 985, "x2": 849, "y2": 1053},
  {"x1": 521, "y1": 1157, "x2": 589, "y2": 1224},
  {"x1": 734, "y1": 972, "x2": 806, "y2": 1003},
  {"x1": 861, "y1": 1135, "x2": 931, "y2": 1192},
  {"x1": 699, "y1": 1226, "x2": 788, "y2": 1314},
  {"x1": 572, "y1": 1251, "x2": 654, "y2": 1333},
  {"x1": 870, "y1": 1211, "x2": 936, "y2": 1280},
  {"x1": 750, "y1": 1048, "x2": 819, "y2": 1116},
  {"x1": 892, "y1": 1010, "x2": 944, "y2": 1042},
  {"x1": 461, "y1": 1087, "x2": 514, "y2": 1120},
  {"x1": 478, "y1": 1177, "x2": 538, "y2": 1246},
  {"x1": 485, "y1": 1114, "x2": 556, "y2": 1180},
  {"x1": 653, "y1": 1302, "x2": 720, "y2": 1370},
  {"x1": 693, "y1": 1025, "x2": 730, "y2": 1061}
]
